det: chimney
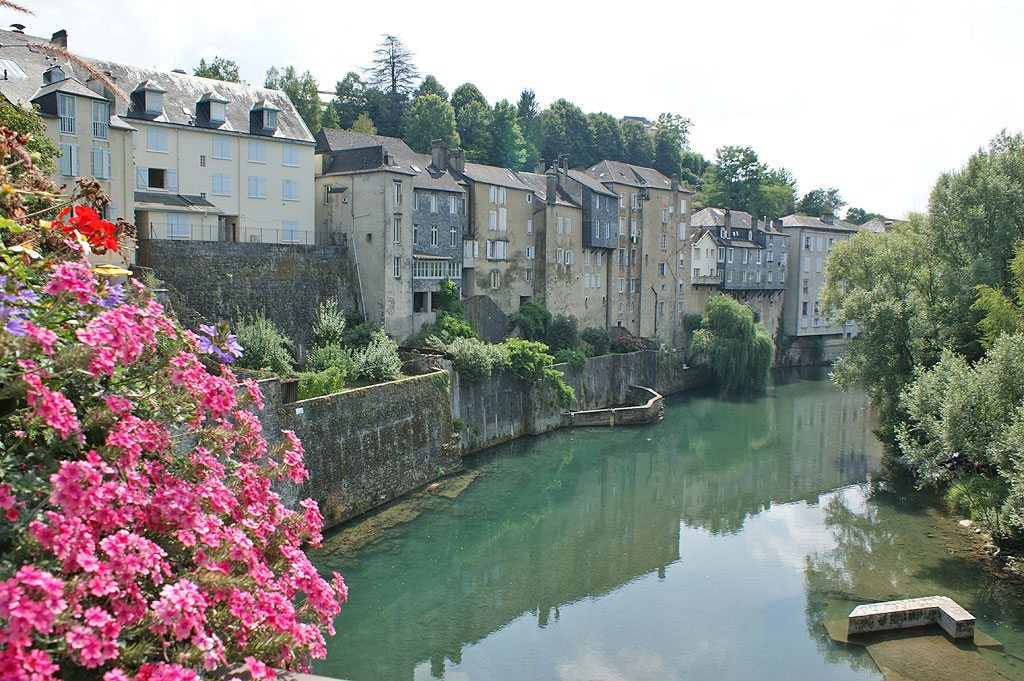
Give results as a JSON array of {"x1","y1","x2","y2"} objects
[
  {"x1": 751, "y1": 217, "x2": 759, "y2": 231},
  {"x1": 545, "y1": 170, "x2": 557, "y2": 204},
  {"x1": 724, "y1": 210, "x2": 732, "y2": 228},
  {"x1": 773, "y1": 218, "x2": 783, "y2": 231},
  {"x1": 820, "y1": 212, "x2": 834, "y2": 224},
  {"x1": 534, "y1": 159, "x2": 546, "y2": 174},
  {"x1": 431, "y1": 140, "x2": 446, "y2": 172},
  {"x1": 446, "y1": 149, "x2": 464, "y2": 174},
  {"x1": 50, "y1": 29, "x2": 67, "y2": 48},
  {"x1": 671, "y1": 173, "x2": 679, "y2": 193}
]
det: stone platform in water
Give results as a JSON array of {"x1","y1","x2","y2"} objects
[
  {"x1": 848, "y1": 596, "x2": 975, "y2": 639},
  {"x1": 825, "y1": 618, "x2": 1007, "y2": 681}
]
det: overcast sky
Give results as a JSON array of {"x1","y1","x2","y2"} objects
[{"x1": 7, "y1": 0, "x2": 1023, "y2": 218}]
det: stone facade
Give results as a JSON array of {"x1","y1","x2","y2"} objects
[{"x1": 136, "y1": 240, "x2": 356, "y2": 353}]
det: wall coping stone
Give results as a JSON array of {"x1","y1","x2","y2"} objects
[{"x1": 848, "y1": 596, "x2": 975, "y2": 639}]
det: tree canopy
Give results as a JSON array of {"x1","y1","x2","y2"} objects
[
  {"x1": 265, "y1": 65, "x2": 323, "y2": 134},
  {"x1": 365, "y1": 34, "x2": 419, "y2": 95},
  {"x1": 404, "y1": 94, "x2": 459, "y2": 154},
  {"x1": 541, "y1": 99, "x2": 595, "y2": 168},
  {"x1": 845, "y1": 207, "x2": 885, "y2": 225},
  {"x1": 796, "y1": 187, "x2": 846, "y2": 216},
  {"x1": 416, "y1": 74, "x2": 448, "y2": 101},
  {"x1": 691, "y1": 294, "x2": 774, "y2": 393},
  {"x1": 451, "y1": 83, "x2": 487, "y2": 115},
  {"x1": 697, "y1": 146, "x2": 794, "y2": 219},
  {"x1": 194, "y1": 56, "x2": 242, "y2": 83},
  {"x1": 621, "y1": 119, "x2": 654, "y2": 168}
]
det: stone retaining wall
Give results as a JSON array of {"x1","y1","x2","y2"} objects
[{"x1": 562, "y1": 386, "x2": 664, "y2": 428}]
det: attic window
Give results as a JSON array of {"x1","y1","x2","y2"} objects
[
  {"x1": 145, "y1": 90, "x2": 163, "y2": 114},
  {"x1": 411, "y1": 164, "x2": 421, "y2": 173},
  {"x1": 264, "y1": 110, "x2": 277, "y2": 131},
  {"x1": 210, "y1": 101, "x2": 226, "y2": 123}
]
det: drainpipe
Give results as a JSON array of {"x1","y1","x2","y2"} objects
[
  {"x1": 349, "y1": 176, "x2": 367, "y2": 318},
  {"x1": 650, "y1": 285, "x2": 658, "y2": 337}
]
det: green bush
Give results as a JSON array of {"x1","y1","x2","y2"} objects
[
  {"x1": 503, "y1": 338, "x2": 554, "y2": 383},
  {"x1": 610, "y1": 334, "x2": 646, "y2": 354},
  {"x1": 546, "y1": 314, "x2": 580, "y2": 352},
  {"x1": 439, "y1": 277, "x2": 465, "y2": 317},
  {"x1": 312, "y1": 298, "x2": 347, "y2": 346},
  {"x1": 444, "y1": 336, "x2": 509, "y2": 384},
  {"x1": 354, "y1": 330, "x2": 403, "y2": 382},
  {"x1": 234, "y1": 311, "x2": 294, "y2": 375},
  {"x1": 553, "y1": 347, "x2": 587, "y2": 372},
  {"x1": 543, "y1": 367, "x2": 576, "y2": 408},
  {"x1": 297, "y1": 366, "x2": 348, "y2": 400},
  {"x1": 307, "y1": 342, "x2": 356, "y2": 374},
  {"x1": 581, "y1": 327, "x2": 610, "y2": 356},
  {"x1": 343, "y1": 320, "x2": 382, "y2": 350},
  {"x1": 437, "y1": 312, "x2": 477, "y2": 342},
  {"x1": 510, "y1": 301, "x2": 552, "y2": 341},
  {"x1": 691, "y1": 294, "x2": 774, "y2": 393}
]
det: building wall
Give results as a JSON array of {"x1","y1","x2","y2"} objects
[
  {"x1": 538, "y1": 204, "x2": 594, "y2": 326},
  {"x1": 464, "y1": 181, "x2": 535, "y2": 313},
  {"x1": 783, "y1": 226, "x2": 854, "y2": 338},
  {"x1": 132, "y1": 122, "x2": 314, "y2": 244},
  {"x1": 638, "y1": 186, "x2": 685, "y2": 344}
]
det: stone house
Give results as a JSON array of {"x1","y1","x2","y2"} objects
[
  {"x1": 314, "y1": 129, "x2": 465, "y2": 341},
  {"x1": 781, "y1": 213, "x2": 860, "y2": 353}
]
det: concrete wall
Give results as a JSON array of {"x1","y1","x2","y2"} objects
[
  {"x1": 136, "y1": 240, "x2": 357, "y2": 353},
  {"x1": 261, "y1": 372, "x2": 460, "y2": 528}
]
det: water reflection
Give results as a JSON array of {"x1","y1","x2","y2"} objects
[{"x1": 311, "y1": 375, "x2": 900, "y2": 681}]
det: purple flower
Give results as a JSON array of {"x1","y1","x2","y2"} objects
[
  {"x1": 224, "y1": 335, "x2": 243, "y2": 359},
  {"x1": 199, "y1": 324, "x2": 216, "y2": 337},
  {"x1": 100, "y1": 283, "x2": 125, "y2": 309},
  {"x1": 4, "y1": 317, "x2": 26, "y2": 336}
]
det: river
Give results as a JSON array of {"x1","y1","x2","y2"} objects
[{"x1": 310, "y1": 369, "x2": 1024, "y2": 681}]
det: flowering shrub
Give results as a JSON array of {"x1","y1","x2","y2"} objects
[{"x1": 0, "y1": 122, "x2": 345, "y2": 680}]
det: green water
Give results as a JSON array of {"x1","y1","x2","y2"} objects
[{"x1": 310, "y1": 371, "x2": 1024, "y2": 681}]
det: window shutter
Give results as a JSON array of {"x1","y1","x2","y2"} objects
[
  {"x1": 168, "y1": 169, "x2": 178, "y2": 192},
  {"x1": 70, "y1": 145, "x2": 78, "y2": 176},
  {"x1": 498, "y1": 208, "x2": 506, "y2": 231},
  {"x1": 489, "y1": 211, "x2": 497, "y2": 230},
  {"x1": 137, "y1": 166, "x2": 147, "y2": 189},
  {"x1": 102, "y1": 149, "x2": 111, "y2": 180}
]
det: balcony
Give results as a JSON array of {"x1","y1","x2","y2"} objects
[{"x1": 692, "y1": 273, "x2": 724, "y2": 285}]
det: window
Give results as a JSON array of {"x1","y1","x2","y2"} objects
[
  {"x1": 802, "y1": 301, "x2": 808, "y2": 315},
  {"x1": 814, "y1": 301, "x2": 821, "y2": 315},
  {"x1": 199, "y1": 154, "x2": 207, "y2": 167},
  {"x1": 556, "y1": 247, "x2": 564, "y2": 264},
  {"x1": 526, "y1": 193, "x2": 532, "y2": 204},
  {"x1": 211, "y1": 173, "x2": 230, "y2": 197},
  {"x1": 393, "y1": 218, "x2": 402, "y2": 243},
  {"x1": 593, "y1": 195, "x2": 599, "y2": 210},
  {"x1": 430, "y1": 225, "x2": 438, "y2": 246},
  {"x1": 596, "y1": 274, "x2": 601, "y2": 287},
  {"x1": 464, "y1": 241, "x2": 479, "y2": 259},
  {"x1": 526, "y1": 269, "x2": 533, "y2": 281},
  {"x1": 90, "y1": 147, "x2": 110, "y2": 180},
  {"x1": 491, "y1": 271, "x2": 501, "y2": 290},
  {"x1": 660, "y1": 234, "x2": 667, "y2": 250},
  {"x1": 449, "y1": 227, "x2": 457, "y2": 247},
  {"x1": 804, "y1": 236, "x2": 812, "y2": 250},
  {"x1": 757, "y1": 250, "x2": 762, "y2": 264},
  {"x1": 566, "y1": 250, "x2": 574, "y2": 265},
  {"x1": 57, "y1": 94, "x2": 75, "y2": 134},
  {"x1": 212, "y1": 137, "x2": 231, "y2": 159},
  {"x1": 767, "y1": 271, "x2": 773, "y2": 283},
  {"x1": 618, "y1": 193, "x2": 625, "y2": 208},
  {"x1": 282, "y1": 220, "x2": 299, "y2": 243},
  {"x1": 413, "y1": 259, "x2": 461, "y2": 279},
  {"x1": 249, "y1": 141, "x2": 266, "y2": 163},
  {"x1": 167, "y1": 213, "x2": 188, "y2": 239},
  {"x1": 565, "y1": 217, "x2": 571, "y2": 235},
  {"x1": 630, "y1": 219, "x2": 637, "y2": 238},
  {"x1": 58, "y1": 143, "x2": 78, "y2": 176},
  {"x1": 489, "y1": 186, "x2": 497, "y2": 204},
  {"x1": 742, "y1": 249, "x2": 749, "y2": 264},
  {"x1": 816, "y1": 237, "x2": 823, "y2": 251},
  {"x1": 147, "y1": 128, "x2": 168, "y2": 153},
  {"x1": 619, "y1": 277, "x2": 625, "y2": 293},
  {"x1": 393, "y1": 256, "x2": 402, "y2": 278},
  {"x1": 803, "y1": 279, "x2": 809, "y2": 294},
  {"x1": 803, "y1": 258, "x2": 810, "y2": 273},
  {"x1": 659, "y1": 301, "x2": 665, "y2": 315},
  {"x1": 430, "y1": 194, "x2": 438, "y2": 212},
  {"x1": 693, "y1": 267, "x2": 699, "y2": 279},
  {"x1": 678, "y1": 277, "x2": 684, "y2": 293},
  {"x1": 619, "y1": 217, "x2": 625, "y2": 236},
  {"x1": 145, "y1": 91, "x2": 163, "y2": 114},
  {"x1": 449, "y1": 196, "x2": 458, "y2": 214},
  {"x1": 593, "y1": 220, "x2": 600, "y2": 240},
  {"x1": 209, "y1": 101, "x2": 226, "y2": 123},
  {"x1": 526, "y1": 219, "x2": 533, "y2": 234},
  {"x1": 137, "y1": 167, "x2": 176, "y2": 191},
  {"x1": 727, "y1": 270, "x2": 733, "y2": 283},
  {"x1": 662, "y1": 207, "x2": 668, "y2": 223},
  {"x1": 605, "y1": 222, "x2": 611, "y2": 239},
  {"x1": 413, "y1": 224, "x2": 419, "y2": 242},
  {"x1": 248, "y1": 176, "x2": 267, "y2": 198},
  {"x1": 488, "y1": 210, "x2": 497, "y2": 231},
  {"x1": 393, "y1": 181, "x2": 403, "y2": 205},
  {"x1": 498, "y1": 208, "x2": 507, "y2": 231},
  {"x1": 557, "y1": 217, "x2": 563, "y2": 235},
  {"x1": 629, "y1": 248, "x2": 636, "y2": 266},
  {"x1": 727, "y1": 248, "x2": 734, "y2": 263},
  {"x1": 499, "y1": 187, "x2": 506, "y2": 205},
  {"x1": 282, "y1": 145, "x2": 299, "y2": 167},
  {"x1": 486, "y1": 240, "x2": 507, "y2": 260},
  {"x1": 658, "y1": 262, "x2": 666, "y2": 277},
  {"x1": 630, "y1": 278, "x2": 638, "y2": 292},
  {"x1": 679, "y1": 253, "x2": 685, "y2": 267},
  {"x1": 596, "y1": 251, "x2": 602, "y2": 267},
  {"x1": 767, "y1": 250, "x2": 774, "y2": 262},
  {"x1": 585, "y1": 250, "x2": 591, "y2": 266},
  {"x1": 282, "y1": 179, "x2": 299, "y2": 201},
  {"x1": 828, "y1": 237, "x2": 835, "y2": 251},
  {"x1": 617, "y1": 248, "x2": 625, "y2": 266},
  {"x1": 92, "y1": 101, "x2": 108, "y2": 139},
  {"x1": 718, "y1": 248, "x2": 725, "y2": 262},
  {"x1": 815, "y1": 257, "x2": 822, "y2": 273},
  {"x1": 526, "y1": 246, "x2": 535, "y2": 260}
]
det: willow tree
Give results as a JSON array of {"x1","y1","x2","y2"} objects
[{"x1": 691, "y1": 294, "x2": 774, "y2": 393}]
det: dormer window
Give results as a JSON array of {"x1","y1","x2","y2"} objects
[
  {"x1": 43, "y1": 65, "x2": 65, "y2": 85},
  {"x1": 719, "y1": 228, "x2": 726, "y2": 239},
  {"x1": 197, "y1": 91, "x2": 229, "y2": 127},
  {"x1": 210, "y1": 101, "x2": 226, "y2": 123},
  {"x1": 131, "y1": 80, "x2": 167, "y2": 118},
  {"x1": 145, "y1": 91, "x2": 162, "y2": 114},
  {"x1": 57, "y1": 94, "x2": 75, "y2": 134},
  {"x1": 249, "y1": 100, "x2": 280, "y2": 136}
]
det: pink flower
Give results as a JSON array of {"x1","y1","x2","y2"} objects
[
  {"x1": 244, "y1": 656, "x2": 276, "y2": 680},
  {"x1": 20, "y1": 371, "x2": 79, "y2": 439},
  {"x1": 23, "y1": 322, "x2": 58, "y2": 355},
  {"x1": 42, "y1": 260, "x2": 97, "y2": 304}
]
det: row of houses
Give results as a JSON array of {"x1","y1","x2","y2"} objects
[{"x1": 0, "y1": 26, "x2": 870, "y2": 351}]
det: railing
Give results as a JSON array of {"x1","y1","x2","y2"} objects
[
  {"x1": 692, "y1": 273, "x2": 724, "y2": 285},
  {"x1": 140, "y1": 220, "x2": 315, "y2": 245},
  {"x1": 59, "y1": 116, "x2": 75, "y2": 134},
  {"x1": 92, "y1": 120, "x2": 108, "y2": 140}
]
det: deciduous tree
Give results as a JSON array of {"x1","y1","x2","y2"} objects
[
  {"x1": 404, "y1": 94, "x2": 459, "y2": 154},
  {"x1": 589, "y1": 112, "x2": 625, "y2": 164},
  {"x1": 541, "y1": 99, "x2": 595, "y2": 168},
  {"x1": 456, "y1": 100, "x2": 493, "y2": 162},
  {"x1": 797, "y1": 187, "x2": 846, "y2": 216},
  {"x1": 488, "y1": 99, "x2": 527, "y2": 168},
  {"x1": 621, "y1": 119, "x2": 654, "y2": 168},
  {"x1": 691, "y1": 294, "x2": 774, "y2": 393},
  {"x1": 265, "y1": 65, "x2": 323, "y2": 134},
  {"x1": 416, "y1": 74, "x2": 448, "y2": 101},
  {"x1": 194, "y1": 56, "x2": 242, "y2": 83}
]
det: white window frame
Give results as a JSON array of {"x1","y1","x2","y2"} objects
[
  {"x1": 282, "y1": 145, "x2": 300, "y2": 167},
  {"x1": 393, "y1": 256, "x2": 402, "y2": 279},
  {"x1": 59, "y1": 143, "x2": 78, "y2": 177},
  {"x1": 249, "y1": 140, "x2": 266, "y2": 163},
  {"x1": 393, "y1": 217, "x2": 402, "y2": 244},
  {"x1": 167, "y1": 213, "x2": 189, "y2": 239},
  {"x1": 90, "y1": 147, "x2": 111, "y2": 180},
  {"x1": 91, "y1": 100, "x2": 109, "y2": 140},
  {"x1": 147, "y1": 128, "x2": 168, "y2": 153},
  {"x1": 57, "y1": 94, "x2": 75, "y2": 134},
  {"x1": 212, "y1": 136, "x2": 231, "y2": 160},
  {"x1": 212, "y1": 173, "x2": 231, "y2": 196},
  {"x1": 248, "y1": 176, "x2": 267, "y2": 199},
  {"x1": 282, "y1": 179, "x2": 300, "y2": 201}
]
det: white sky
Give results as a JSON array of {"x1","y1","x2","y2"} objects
[{"x1": 8, "y1": 0, "x2": 1024, "y2": 218}]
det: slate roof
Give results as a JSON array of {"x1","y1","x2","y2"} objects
[
  {"x1": 316, "y1": 128, "x2": 463, "y2": 193},
  {"x1": 134, "y1": 191, "x2": 221, "y2": 213},
  {"x1": 458, "y1": 162, "x2": 532, "y2": 192},
  {"x1": 516, "y1": 171, "x2": 577, "y2": 207},
  {"x1": 0, "y1": 28, "x2": 313, "y2": 143},
  {"x1": 585, "y1": 159, "x2": 691, "y2": 194},
  {"x1": 566, "y1": 168, "x2": 618, "y2": 197},
  {"x1": 691, "y1": 207, "x2": 752, "y2": 229},
  {"x1": 781, "y1": 214, "x2": 860, "y2": 232}
]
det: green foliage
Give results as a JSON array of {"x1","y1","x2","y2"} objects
[
  {"x1": 510, "y1": 301, "x2": 552, "y2": 341},
  {"x1": 515, "y1": 89, "x2": 542, "y2": 170},
  {"x1": 349, "y1": 112, "x2": 376, "y2": 134},
  {"x1": 353, "y1": 330, "x2": 402, "y2": 383},
  {"x1": 846, "y1": 207, "x2": 885, "y2": 225},
  {"x1": 297, "y1": 366, "x2": 348, "y2": 401},
  {"x1": 589, "y1": 113, "x2": 626, "y2": 164},
  {"x1": 342, "y1": 320, "x2": 381, "y2": 350},
  {"x1": 543, "y1": 367, "x2": 575, "y2": 408},
  {"x1": 581, "y1": 327, "x2": 610, "y2": 356},
  {"x1": 456, "y1": 100, "x2": 493, "y2": 163},
  {"x1": 541, "y1": 99, "x2": 595, "y2": 168},
  {"x1": 312, "y1": 298, "x2": 347, "y2": 346},
  {"x1": 488, "y1": 99, "x2": 527, "y2": 169},
  {"x1": 621, "y1": 119, "x2": 654, "y2": 168},
  {"x1": 366, "y1": 34, "x2": 419, "y2": 95},
  {"x1": 234, "y1": 311, "x2": 294, "y2": 375},
  {"x1": 680, "y1": 312, "x2": 703, "y2": 354},
  {"x1": 265, "y1": 65, "x2": 323, "y2": 133},
  {"x1": 404, "y1": 94, "x2": 459, "y2": 154},
  {"x1": 503, "y1": 338, "x2": 555, "y2": 383},
  {"x1": 545, "y1": 314, "x2": 580, "y2": 352},
  {"x1": 194, "y1": 56, "x2": 242, "y2": 83},
  {"x1": 307, "y1": 342, "x2": 355, "y2": 375},
  {"x1": 435, "y1": 335, "x2": 508, "y2": 385},
  {"x1": 971, "y1": 242, "x2": 1024, "y2": 348},
  {"x1": 797, "y1": 187, "x2": 846, "y2": 216},
  {"x1": 416, "y1": 75, "x2": 448, "y2": 101},
  {"x1": 321, "y1": 103, "x2": 341, "y2": 130},
  {"x1": 331, "y1": 72, "x2": 367, "y2": 130},
  {"x1": 691, "y1": 294, "x2": 774, "y2": 393},
  {"x1": 553, "y1": 347, "x2": 587, "y2": 372},
  {"x1": 0, "y1": 103, "x2": 58, "y2": 176},
  {"x1": 439, "y1": 278, "x2": 463, "y2": 316},
  {"x1": 610, "y1": 334, "x2": 646, "y2": 354},
  {"x1": 450, "y1": 83, "x2": 487, "y2": 114},
  {"x1": 697, "y1": 146, "x2": 795, "y2": 220},
  {"x1": 652, "y1": 112, "x2": 691, "y2": 179}
]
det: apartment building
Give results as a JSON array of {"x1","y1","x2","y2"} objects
[
  {"x1": 0, "y1": 29, "x2": 135, "y2": 266},
  {"x1": 781, "y1": 213, "x2": 859, "y2": 344},
  {"x1": 689, "y1": 208, "x2": 789, "y2": 337},
  {"x1": 586, "y1": 160, "x2": 692, "y2": 345},
  {"x1": 314, "y1": 129, "x2": 466, "y2": 341}
]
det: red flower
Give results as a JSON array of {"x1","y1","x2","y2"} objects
[{"x1": 57, "y1": 206, "x2": 119, "y2": 253}]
